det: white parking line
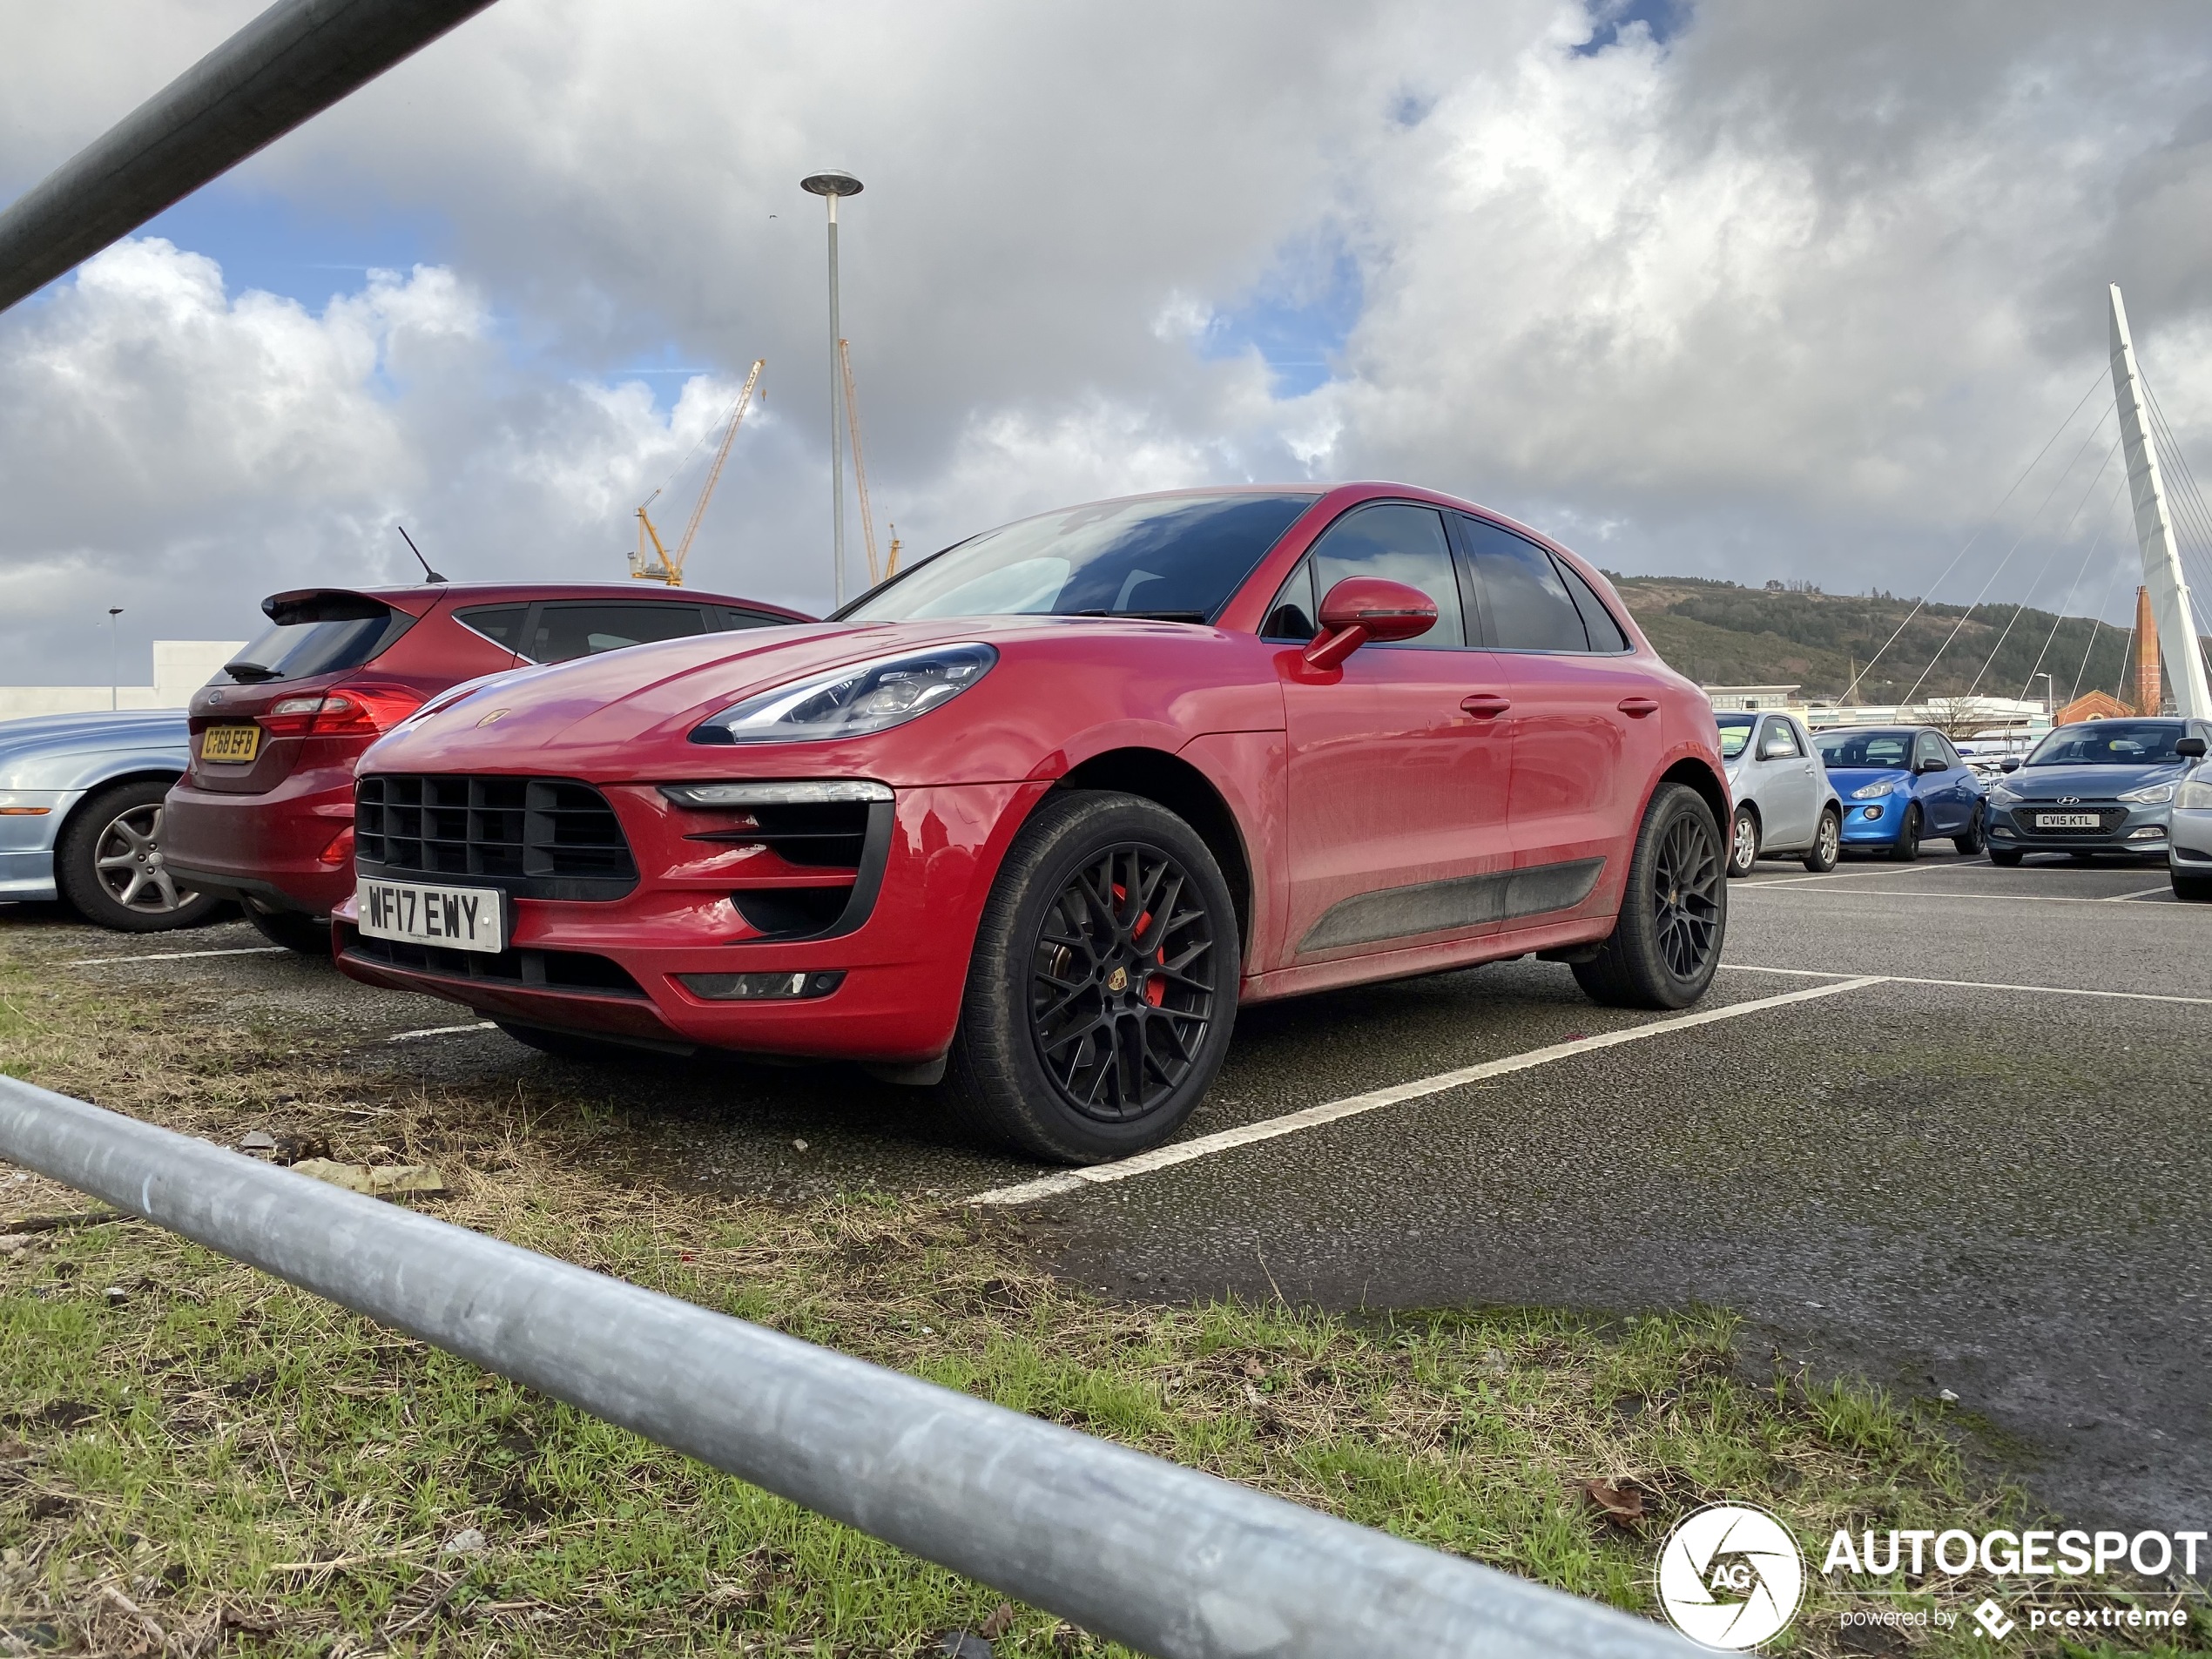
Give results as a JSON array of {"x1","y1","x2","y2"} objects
[
  {"x1": 1736, "y1": 887, "x2": 2170, "y2": 907},
  {"x1": 65, "y1": 946, "x2": 288, "y2": 967},
  {"x1": 969, "y1": 975, "x2": 1885, "y2": 1208},
  {"x1": 1722, "y1": 963, "x2": 2212, "y2": 1008},
  {"x1": 2103, "y1": 886, "x2": 2174, "y2": 902},
  {"x1": 1744, "y1": 863, "x2": 1976, "y2": 889},
  {"x1": 384, "y1": 1022, "x2": 498, "y2": 1043}
]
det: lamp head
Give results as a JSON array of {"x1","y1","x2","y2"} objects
[{"x1": 800, "y1": 171, "x2": 864, "y2": 198}]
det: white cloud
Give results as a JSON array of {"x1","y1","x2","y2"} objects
[{"x1": 3, "y1": 0, "x2": 2211, "y2": 680}]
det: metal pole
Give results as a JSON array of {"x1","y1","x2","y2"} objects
[
  {"x1": 108, "y1": 607, "x2": 125, "y2": 710},
  {"x1": 2107, "y1": 284, "x2": 2211, "y2": 718},
  {"x1": 0, "y1": 1075, "x2": 1685, "y2": 1659},
  {"x1": 828, "y1": 196, "x2": 845, "y2": 610},
  {"x1": 0, "y1": 0, "x2": 499, "y2": 316}
]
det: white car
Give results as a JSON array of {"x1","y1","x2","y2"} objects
[
  {"x1": 2172, "y1": 735, "x2": 2211, "y2": 901},
  {"x1": 1715, "y1": 711, "x2": 1844, "y2": 875}
]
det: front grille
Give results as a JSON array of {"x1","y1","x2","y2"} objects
[
  {"x1": 2013, "y1": 804, "x2": 2127, "y2": 835},
  {"x1": 343, "y1": 931, "x2": 645, "y2": 997},
  {"x1": 686, "y1": 801, "x2": 869, "y2": 868},
  {"x1": 356, "y1": 774, "x2": 637, "y2": 900}
]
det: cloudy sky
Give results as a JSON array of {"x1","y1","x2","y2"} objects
[{"x1": 3, "y1": 0, "x2": 2211, "y2": 684}]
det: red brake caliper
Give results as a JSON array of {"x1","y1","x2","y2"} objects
[{"x1": 1114, "y1": 881, "x2": 1169, "y2": 1007}]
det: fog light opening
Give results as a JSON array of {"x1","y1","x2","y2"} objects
[
  {"x1": 2128, "y1": 826, "x2": 2167, "y2": 840},
  {"x1": 679, "y1": 970, "x2": 846, "y2": 1001},
  {"x1": 1861, "y1": 805, "x2": 1885, "y2": 822}
]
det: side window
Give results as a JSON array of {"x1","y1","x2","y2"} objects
[
  {"x1": 1458, "y1": 517, "x2": 1588, "y2": 652},
  {"x1": 1552, "y1": 557, "x2": 1630, "y2": 652},
  {"x1": 1939, "y1": 737, "x2": 1966, "y2": 770},
  {"x1": 454, "y1": 604, "x2": 529, "y2": 652},
  {"x1": 712, "y1": 606, "x2": 791, "y2": 631},
  {"x1": 1305, "y1": 503, "x2": 1467, "y2": 649},
  {"x1": 1913, "y1": 732, "x2": 1945, "y2": 770},
  {"x1": 1758, "y1": 719, "x2": 1804, "y2": 760},
  {"x1": 529, "y1": 602, "x2": 709, "y2": 664},
  {"x1": 1260, "y1": 560, "x2": 1318, "y2": 642}
]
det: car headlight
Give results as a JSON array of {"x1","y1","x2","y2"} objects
[
  {"x1": 1989, "y1": 784, "x2": 2020, "y2": 806},
  {"x1": 691, "y1": 644, "x2": 997, "y2": 745},
  {"x1": 2118, "y1": 782, "x2": 2175, "y2": 805},
  {"x1": 2178, "y1": 779, "x2": 2212, "y2": 810},
  {"x1": 1851, "y1": 779, "x2": 1894, "y2": 799}
]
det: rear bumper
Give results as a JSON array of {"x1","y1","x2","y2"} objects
[
  {"x1": 164, "y1": 770, "x2": 359, "y2": 916},
  {"x1": 332, "y1": 779, "x2": 1046, "y2": 1063}
]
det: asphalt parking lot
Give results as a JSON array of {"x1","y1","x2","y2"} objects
[{"x1": 3, "y1": 845, "x2": 2204, "y2": 1534}]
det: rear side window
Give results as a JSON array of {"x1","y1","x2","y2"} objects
[
  {"x1": 1458, "y1": 517, "x2": 1588, "y2": 652},
  {"x1": 1553, "y1": 558, "x2": 1630, "y2": 652},
  {"x1": 527, "y1": 602, "x2": 709, "y2": 664},
  {"x1": 1304, "y1": 503, "x2": 1467, "y2": 649},
  {"x1": 712, "y1": 606, "x2": 793, "y2": 631},
  {"x1": 226, "y1": 594, "x2": 410, "y2": 684},
  {"x1": 455, "y1": 604, "x2": 529, "y2": 651}
]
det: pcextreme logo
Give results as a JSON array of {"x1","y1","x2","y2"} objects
[{"x1": 1657, "y1": 1503, "x2": 1806, "y2": 1649}]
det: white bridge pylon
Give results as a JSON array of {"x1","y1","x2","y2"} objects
[{"x1": 2107, "y1": 283, "x2": 2211, "y2": 718}]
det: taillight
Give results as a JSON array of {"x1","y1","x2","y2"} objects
[
  {"x1": 316, "y1": 824, "x2": 356, "y2": 867},
  {"x1": 257, "y1": 685, "x2": 427, "y2": 740}
]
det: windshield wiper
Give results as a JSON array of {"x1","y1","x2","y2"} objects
[
  {"x1": 224, "y1": 662, "x2": 280, "y2": 683},
  {"x1": 1071, "y1": 609, "x2": 1209, "y2": 624}
]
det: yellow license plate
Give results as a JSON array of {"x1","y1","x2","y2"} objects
[{"x1": 200, "y1": 725, "x2": 262, "y2": 764}]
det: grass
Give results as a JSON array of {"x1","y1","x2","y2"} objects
[{"x1": 0, "y1": 927, "x2": 2188, "y2": 1656}]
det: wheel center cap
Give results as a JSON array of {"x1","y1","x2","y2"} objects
[{"x1": 1105, "y1": 967, "x2": 1130, "y2": 994}]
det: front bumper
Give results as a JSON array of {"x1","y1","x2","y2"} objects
[
  {"x1": 2170, "y1": 806, "x2": 2212, "y2": 870},
  {"x1": 1838, "y1": 798, "x2": 1910, "y2": 846},
  {"x1": 0, "y1": 791, "x2": 74, "y2": 901},
  {"x1": 332, "y1": 779, "x2": 1047, "y2": 1064},
  {"x1": 164, "y1": 769, "x2": 361, "y2": 917},
  {"x1": 1984, "y1": 799, "x2": 2170, "y2": 856}
]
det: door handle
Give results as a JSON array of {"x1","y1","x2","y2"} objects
[
  {"x1": 1460, "y1": 693, "x2": 1512, "y2": 718},
  {"x1": 1617, "y1": 696, "x2": 1660, "y2": 717}
]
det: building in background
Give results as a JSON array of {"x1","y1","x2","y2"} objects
[{"x1": 0, "y1": 640, "x2": 243, "y2": 720}]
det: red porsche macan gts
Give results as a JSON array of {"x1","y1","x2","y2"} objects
[{"x1": 331, "y1": 485, "x2": 1730, "y2": 1163}]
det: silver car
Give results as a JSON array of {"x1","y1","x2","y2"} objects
[
  {"x1": 2172, "y1": 736, "x2": 2212, "y2": 901},
  {"x1": 0, "y1": 711, "x2": 223, "y2": 931},
  {"x1": 1715, "y1": 711, "x2": 1843, "y2": 875}
]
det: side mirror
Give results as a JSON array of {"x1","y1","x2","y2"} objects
[
  {"x1": 1304, "y1": 577, "x2": 1438, "y2": 671},
  {"x1": 2000, "y1": 756, "x2": 2020, "y2": 772},
  {"x1": 2179, "y1": 737, "x2": 2208, "y2": 759}
]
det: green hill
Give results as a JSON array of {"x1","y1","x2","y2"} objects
[{"x1": 1602, "y1": 574, "x2": 2150, "y2": 704}]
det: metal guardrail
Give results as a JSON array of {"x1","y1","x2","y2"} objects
[
  {"x1": 0, "y1": 0, "x2": 497, "y2": 314},
  {"x1": 0, "y1": 1073, "x2": 1692, "y2": 1658}
]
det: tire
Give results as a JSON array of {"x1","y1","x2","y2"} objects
[
  {"x1": 1952, "y1": 803, "x2": 1986, "y2": 856},
  {"x1": 1989, "y1": 847, "x2": 2024, "y2": 867},
  {"x1": 496, "y1": 1022, "x2": 637, "y2": 1062},
  {"x1": 1571, "y1": 783, "x2": 1726, "y2": 1011},
  {"x1": 942, "y1": 790, "x2": 1239, "y2": 1164},
  {"x1": 1726, "y1": 804, "x2": 1760, "y2": 878},
  {"x1": 2067, "y1": 851, "x2": 2097, "y2": 865},
  {"x1": 1887, "y1": 804, "x2": 1922, "y2": 862},
  {"x1": 244, "y1": 900, "x2": 333, "y2": 956},
  {"x1": 55, "y1": 779, "x2": 226, "y2": 934},
  {"x1": 2173, "y1": 868, "x2": 2212, "y2": 902},
  {"x1": 1802, "y1": 807, "x2": 1841, "y2": 873}
]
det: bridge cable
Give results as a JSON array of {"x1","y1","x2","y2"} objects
[{"x1": 1965, "y1": 430, "x2": 2123, "y2": 700}]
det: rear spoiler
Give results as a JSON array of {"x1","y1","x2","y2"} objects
[{"x1": 260, "y1": 588, "x2": 441, "y2": 625}]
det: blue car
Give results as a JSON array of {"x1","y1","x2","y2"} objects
[
  {"x1": 0, "y1": 710, "x2": 224, "y2": 931},
  {"x1": 1984, "y1": 717, "x2": 2212, "y2": 867},
  {"x1": 1811, "y1": 725, "x2": 1986, "y2": 860}
]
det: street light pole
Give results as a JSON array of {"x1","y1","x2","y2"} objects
[
  {"x1": 107, "y1": 607, "x2": 124, "y2": 711},
  {"x1": 800, "y1": 170, "x2": 863, "y2": 610}
]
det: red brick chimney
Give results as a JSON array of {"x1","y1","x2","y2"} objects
[{"x1": 2134, "y1": 586, "x2": 2162, "y2": 715}]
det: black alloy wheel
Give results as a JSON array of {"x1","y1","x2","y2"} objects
[
  {"x1": 1888, "y1": 803, "x2": 1922, "y2": 862},
  {"x1": 1028, "y1": 842, "x2": 1219, "y2": 1123},
  {"x1": 1952, "y1": 803, "x2": 1986, "y2": 856},
  {"x1": 244, "y1": 900, "x2": 334, "y2": 956},
  {"x1": 1988, "y1": 846, "x2": 2024, "y2": 867},
  {"x1": 1573, "y1": 782, "x2": 1726, "y2": 1009},
  {"x1": 946, "y1": 791, "x2": 1239, "y2": 1163}
]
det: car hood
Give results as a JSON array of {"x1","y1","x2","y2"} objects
[
  {"x1": 361, "y1": 614, "x2": 1245, "y2": 779},
  {"x1": 0, "y1": 710, "x2": 189, "y2": 787},
  {"x1": 2003, "y1": 762, "x2": 2186, "y2": 799},
  {"x1": 1823, "y1": 766, "x2": 1914, "y2": 794}
]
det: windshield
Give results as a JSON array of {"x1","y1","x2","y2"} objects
[
  {"x1": 1816, "y1": 730, "x2": 1914, "y2": 770},
  {"x1": 843, "y1": 492, "x2": 1318, "y2": 624},
  {"x1": 2024, "y1": 722, "x2": 2188, "y2": 766},
  {"x1": 1715, "y1": 714, "x2": 1757, "y2": 759}
]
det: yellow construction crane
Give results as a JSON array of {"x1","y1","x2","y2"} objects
[{"x1": 631, "y1": 358, "x2": 764, "y2": 586}]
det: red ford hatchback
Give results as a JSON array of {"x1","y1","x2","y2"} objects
[
  {"x1": 331, "y1": 487, "x2": 1729, "y2": 1163},
  {"x1": 165, "y1": 583, "x2": 810, "y2": 951}
]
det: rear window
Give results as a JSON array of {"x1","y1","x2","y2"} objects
[{"x1": 226, "y1": 594, "x2": 410, "y2": 684}]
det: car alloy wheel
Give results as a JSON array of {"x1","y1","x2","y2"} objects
[
  {"x1": 1572, "y1": 782, "x2": 1726, "y2": 1010},
  {"x1": 1651, "y1": 809, "x2": 1724, "y2": 979},
  {"x1": 1029, "y1": 842, "x2": 1219, "y2": 1123},
  {"x1": 946, "y1": 790, "x2": 1240, "y2": 1163},
  {"x1": 1888, "y1": 803, "x2": 1922, "y2": 862},
  {"x1": 1727, "y1": 804, "x2": 1760, "y2": 877},
  {"x1": 1952, "y1": 803, "x2": 1986, "y2": 856},
  {"x1": 1803, "y1": 807, "x2": 1841, "y2": 873},
  {"x1": 57, "y1": 778, "x2": 226, "y2": 934}
]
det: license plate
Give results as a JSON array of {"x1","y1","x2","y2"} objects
[
  {"x1": 357, "y1": 879, "x2": 507, "y2": 954},
  {"x1": 2035, "y1": 812, "x2": 2101, "y2": 830},
  {"x1": 200, "y1": 724, "x2": 262, "y2": 763}
]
